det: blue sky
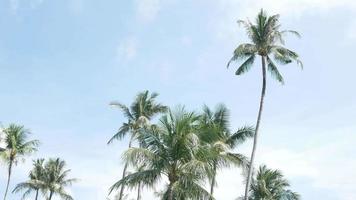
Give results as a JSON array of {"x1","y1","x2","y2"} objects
[{"x1": 0, "y1": 0, "x2": 355, "y2": 199}]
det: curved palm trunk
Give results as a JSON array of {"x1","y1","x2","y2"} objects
[
  {"x1": 35, "y1": 189, "x2": 39, "y2": 200},
  {"x1": 243, "y1": 56, "x2": 267, "y2": 200},
  {"x1": 3, "y1": 161, "x2": 13, "y2": 200},
  {"x1": 48, "y1": 191, "x2": 54, "y2": 200},
  {"x1": 209, "y1": 163, "x2": 217, "y2": 200},
  {"x1": 137, "y1": 182, "x2": 142, "y2": 200},
  {"x1": 117, "y1": 135, "x2": 134, "y2": 200}
]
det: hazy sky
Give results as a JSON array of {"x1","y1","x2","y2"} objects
[{"x1": 0, "y1": 0, "x2": 356, "y2": 199}]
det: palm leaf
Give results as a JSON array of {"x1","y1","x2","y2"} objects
[
  {"x1": 267, "y1": 56, "x2": 284, "y2": 84},
  {"x1": 235, "y1": 55, "x2": 256, "y2": 75}
]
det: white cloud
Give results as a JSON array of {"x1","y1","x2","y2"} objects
[
  {"x1": 136, "y1": 0, "x2": 161, "y2": 23},
  {"x1": 116, "y1": 37, "x2": 139, "y2": 63}
]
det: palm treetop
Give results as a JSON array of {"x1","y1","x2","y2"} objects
[
  {"x1": 109, "y1": 107, "x2": 213, "y2": 200},
  {"x1": 108, "y1": 90, "x2": 168, "y2": 144},
  {"x1": 0, "y1": 124, "x2": 39, "y2": 164},
  {"x1": 43, "y1": 158, "x2": 77, "y2": 200},
  {"x1": 12, "y1": 159, "x2": 45, "y2": 200},
  {"x1": 248, "y1": 165, "x2": 300, "y2": 200},
  {"x1": 227, "y1": 9, "x2": 302, "y2": 84}
]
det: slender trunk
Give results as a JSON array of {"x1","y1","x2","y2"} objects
[
  {"x1": 118, "y1": 135, "x2": 134, "y2": 200},
  {"x1": 3, "y1": 160, "x2": 13, "y2": 200},
  {"x1": 35, "y1": 189, "x2": 39, "y2": 200},
  {"x1": 209, "y1": 163, "x2": 217, "y2": 200},
  {"x1": 167, "y1": 181, "x2": 174, "y2": 200},
  {"x1": 48, "y1": 191, "x2": 53, "y2": 200},
  {"x1": 243, "y1": 56, "x2": 267, "y2": 200},
  {"x1": 136, "y1": 182, "x2": 142, "y2": 200},
  {"x1": 168, "y1": 168, "x2": 177, "y2": 200}
]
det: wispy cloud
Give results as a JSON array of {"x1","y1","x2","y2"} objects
[
  {"x1": 8, "y1": 0, "x2": 45, "y2": 14},
  {"x1": 115, "y1": 37, "x2": 139, "y2": 63},
  {"x1": 136, "y1": 0, "x2": 161, "y2": 23}
]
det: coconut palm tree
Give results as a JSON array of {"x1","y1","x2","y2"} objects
[
  {"x1": 227, "y1": 9, "x2": 302, "y2": 200},
  {"x1": 198, "y1": 104, "x2": 254, "y2": 199},
  {"x1": 244, "y1": 165, "x2": 300, "y2": 200},
  {"x1": 108, "y1": 90, "x2": 167, "y2": 200},
  {"x1": 12, "y1": 159, "x2": 45, "y2": 200},
  {"x1": 42, "y1": 158, "x2": 76, "y2": 200},
  {"x1": 0, "y1": 124, "x2": 39, "y2": 200},
  {"x1": 109, "y1": 107, "x2": 213, "y2": 200}
]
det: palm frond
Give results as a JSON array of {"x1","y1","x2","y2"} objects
[
  {"x1": 225, "y1": 126, "x2": 254, "y2": 148},
  {"x1": 267, "y1": 56, "x2": 285, "y2": 84},
  {"x1": 235, "y1": 55, "x2": 256, "y2": 75},
  {"x1": 227, "y1": 43, "x2": 257, "y2": 68},
  {"x1": 107, "y1": 123, "x2": 131, "y2": 144}
]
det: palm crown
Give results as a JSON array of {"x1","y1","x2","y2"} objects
[
  {"x1": 247, "y1": 165, "x2": 300, "y2": 200},
  {"x1": 43, "y1": 158, "x2": 76, "y2": 200},
  {"x1": 198, "y1": 105, "x2": 254, "y2": 198},
  {"x1": 109, "y1": 107, "x2": 213, "y2": 200},
  {"x1": 1, "y1": 124, "x2": 39, "y2": 200},
  {"x1": 108, "y1": 90, "x2": 168, "y2": 144},
  {"x1": 13, "y1": 159, "x2": 45, "y2": 200},
  {"x1": 227, "y1": 9, "x2": 302, "y2": 84}
]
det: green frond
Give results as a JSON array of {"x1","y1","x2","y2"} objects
[
  {"x1": 227, "y1": 43, "x2": 257, "y2": 68},
  {"x1": 109, "y1": 102, "x2": 134, "y2": 120},
  {"x1": 271, "y1": 46, "x2": 303, "y2": 69},
  {"x1": 123, "y1": 147, "x2": 156, "y2": 167},
  {"x1": 109, "y1": 169, "x2": 161, "y2": 194},
  {"x1": 235, "y1": 55, "x2": 256, "y2": 75},
  {"x1": 107, "y1": 123, "x2": 130, "y2": 144},
  {"x1": 225, "y1": 126, "x2": 255, "y2": 148},
  {"x1": 267, "y1": 56, "x2": 285, "y2": 84}
]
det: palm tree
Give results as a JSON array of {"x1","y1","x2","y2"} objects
[
  {"x1": 0, "y1": 124, "x2": 39, "y2": 200},
  {"x1": 244, "y1": 165, "x2": 300, "y2": 200},
  {"x1": 198, "y1": 104, "x2": 255, "y2": 199},
  {"x1": 227, "y1": 9, "x2": 302, "y2": 200},
  {"x1": 12, "y1": 159, "x2": 45, "y2": 200},
  {"x1": 109, "y1": 107, "x2": 213, "y2": 200},
  {"x1": 42, "y1": 158, "x2": 76, "y2": 200},
  {"x1": 108, "y1": 90, "x2": 167, "y2": 200}
]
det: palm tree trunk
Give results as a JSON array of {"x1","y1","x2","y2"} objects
[
  {"x1": 209, "y1": 163, "x2": 217, "y2": 200},
  {"x1": 48, "y1": 191, "x2": 53, "y2": 200},
  {"x1": 243, "y1": 56, "x2": 267, "y2": 200},
  {"x1": 136, "y1": 182, "x2": 142, "y2": 200},
  {"x1": 117, "y1": 135, "x2": 134, "y2": 200},
  {"x1": 168, "y1": 182, "x2": 174, "y2": 200},
  {"x1": 3, "y1": 161, "x2": 13, "y2": 200},
  {"x1": 35, "y1": 189, "x2": 39, "y2": 200}
]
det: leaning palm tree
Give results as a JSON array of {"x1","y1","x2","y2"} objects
[
  {"x1": 12, "y1": 159, "x2": 45, "y2": 200},
  {"x1": 198, "y1": 104, "x2": 254, "y2": 199},
  {"x1": 42, "y1": 158, "x2": 76, "y2": 200},
  {"x1": 0, "y1": 124, "x2": 39, "y2": 200},
  {"x1": 227, "y1": 9, "x2": 302, "y2": 200},
  {"x1": 243, "y1": 165, "x2": 300, "y2": 200},
  {"x1": 109, "y1": 107, "x2": 213, "y2": 200},
  {"x1": 108, "y1": 90, "x2": 167, "y2": 200}
]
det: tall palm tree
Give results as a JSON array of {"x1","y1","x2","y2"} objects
[
  {"x1": 227, "y1": 9, "x2": 302, "y2": 200},
  {"x1": 108, "y1": 90, "x2": 167, "y2": 200},
  {"x1": 0, "y1": 124, "x2": 39, "y2": 200},
  {"x1": 12, "y1": 159, "x2": 45, "y2": 200},
  {"x1": 244, "y1": 165, "x2": 300, "y2": 200},
  {"x1": 42, "y1": 158, "x2": 76, "y2": 200},
  {"x1": 198, "y1": 104, "x2": 255, "y2": 199},
  {"x1": 109, "y1": 107, "x2": 213, "y2": 200}
]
